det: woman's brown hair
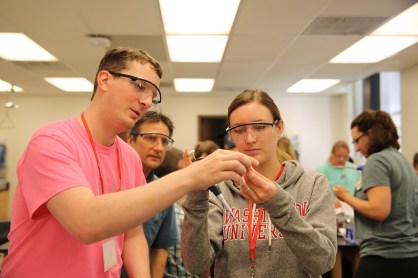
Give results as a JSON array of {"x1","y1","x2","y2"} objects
[
  {"x1": 351, "y1": 110, "x2": 400, "y2": 155},
  {"x1": 227, "y1": 89, "x2": 281, "y2": 127}
]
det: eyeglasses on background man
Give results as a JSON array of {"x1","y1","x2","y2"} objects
[{"x1": 131, "y1": 132, "x2": 174, "y2": 150}]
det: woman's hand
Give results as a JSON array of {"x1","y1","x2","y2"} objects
[
  {"x1": 333, "y1": 185, "x2": 350, "y2": 202},
  {"x1": 240, "y1": 167, "x2": 278, "y2": 204},
  {"x1": 334, "y1": 185, "x2": 391, "y2": 221}
]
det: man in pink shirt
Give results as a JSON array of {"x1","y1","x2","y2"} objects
[{"x1": 0, "y1": 47, "x2": 256, "y2": 277}]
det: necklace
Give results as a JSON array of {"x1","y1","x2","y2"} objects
[
  {"x1": 247, "y1": 165, "x2": 284, "y2": 277},
  {"x1": 81, "y1": 112, "x2": 122, "y2": 194}
]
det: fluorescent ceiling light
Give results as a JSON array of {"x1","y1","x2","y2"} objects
[
  {"x1": 0, "y1": 33, "x2": 57, "y2": 61},
  {"x1": 330, "y1": 36, "x2": 418, "y2": 63},
  {"x1": 0, "y1": 80, "x2": 23, "y2": 92},
  {"x1": 45, "y1": 78, "x2": 93, "y2": 92},
  {"x1": 167, "y1": 35, "x2": 228, "y2": 62},
  {"x1": 287, "y1": 79, "x2": 340, "y2": 93},
  {"x1": 160, "y1": 0, "x2": 240, "y2": 34},
  {"x1": 174, "y1": 78, "x2": 214, "y2": 92},
  {"x1": 372, "y1": 3, "x2": 418, "y2": 35}
]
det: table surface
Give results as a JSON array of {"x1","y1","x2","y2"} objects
[{"x1": 337, "y1": 236, "x2": 359, "y2": 247}]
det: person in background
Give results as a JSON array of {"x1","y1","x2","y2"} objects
[
  {"x1": 0, "y1": 47, "x2": 256, "y2": 278},
  {"x1": 181, "y1": 89, "x2": 337, "y2": 277},
  {"x1": 334, "y1": 110, "x2": 418, "y2": 278},
  {"x1": 121, "y1": 110, "x2": 179, "y2": 278},
  {"x1": 223, "y1": 134, "x2": 238, "y2": 152},
  {"x1": 193, "y1": 140, "x2": 220, "y2": 159},
  {"x1": 413, "y1": 152, "x2": 418, "y2": 175},
  {"x1": 154, "y1": 147, "x2": 185, "y2": 178},
  {"x1": 317, "y1": 140, "x2": 360, "y2": 209},
  {"x1": 276, "y1": 136, "x2": 298, "y2": 163}
]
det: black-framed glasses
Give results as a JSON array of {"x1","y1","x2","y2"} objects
[
  {"x1": 108, "y1": 71, "x2": 161, "y2": 105},
  {"x1": 352, "y1": 131, "x2": 369, "y2": 145},
  {"x1": 226, "y1": 120, "x2": 278, "y2": 142},
  {"x1": 131, "y1": 132, "x2": 174, "y2": 149}
]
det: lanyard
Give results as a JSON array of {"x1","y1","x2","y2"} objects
[
  {"x1": 248, "y1": 200, "x2": 263, "y2": 275},
  {"x1": 247, "y1": 165, "x2": 284, "y2": 276},
  {"x1": 81, "y1": 112, "x2": 121, "y2": 194}
]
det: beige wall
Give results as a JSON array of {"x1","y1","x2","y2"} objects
[
  {"x1": 330, "y1": 93, "x2": 353, "y2": 147},
  {"x1": 401, "y1": 64, "x2": 418, "y2": 164}
]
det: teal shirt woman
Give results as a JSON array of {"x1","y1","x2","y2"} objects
[
  {"x1": 317, "y1": 141, "x2": 360, "y2": 202},
  {"x1": 317, "y1": 161, "x2": 360, "y2": 196}
]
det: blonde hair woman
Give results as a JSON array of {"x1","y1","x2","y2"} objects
[{"x1": 277, "y1": 136, "x2": 297, "y2": 163}]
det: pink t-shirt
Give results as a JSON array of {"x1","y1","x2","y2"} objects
[{"x1": 1, "y1": 118, "x2": 146, "y2": 277}]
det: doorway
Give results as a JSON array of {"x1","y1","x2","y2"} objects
[{"x1": 198, "y1": 115, "x2": 228, "y2": 148}]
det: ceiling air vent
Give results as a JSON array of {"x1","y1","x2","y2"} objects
[
  {"x1": 12, "y1": 61, "x2": 70, "y2": 72},
  {"x1": 303, "y1": 16, "x2": 388, "y2": 35}
]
